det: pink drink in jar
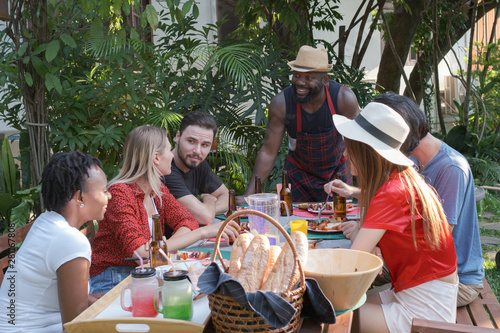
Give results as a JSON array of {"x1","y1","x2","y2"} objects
[{"x1": 121, "y1": 267, "x2": 158, "y2": 317}]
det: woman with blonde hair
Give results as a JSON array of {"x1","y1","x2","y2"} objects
[
  {"x1": 90, "y1": 125, "x2": 239, "y2": 293},
  {"x1": 325, "y1": 103, "x2": 457, "y2": 332}
]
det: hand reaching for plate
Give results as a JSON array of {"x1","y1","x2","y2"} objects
[{"x1": 341, "y1": 220, "x2": 360, "y2": 240}]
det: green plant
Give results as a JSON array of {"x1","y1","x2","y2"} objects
[
  {"x1": 0, "y1": 137, "x2": 40, "y2": 234},
  {"x1": 444, "y1": 125, "x2": 500, "y2": 186}
]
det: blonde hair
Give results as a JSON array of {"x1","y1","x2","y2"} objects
[
  {"x1": 109, "y1": 125, "x2": 169, "y2": 199},
  {"x1": 346, "y1": 139, "x2": 450, "y2": 250}
]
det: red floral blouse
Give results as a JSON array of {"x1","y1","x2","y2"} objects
[{"x1": 90, "y1": 182, "x2": 198, "y2": 277}]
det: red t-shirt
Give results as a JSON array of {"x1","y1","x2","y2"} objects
[
  {"x1": 90, "y1": 183, "x2": 198, "y2": 277},
  {"x1": 362, "y1": 170, "x2": 457, "y2": 292}
]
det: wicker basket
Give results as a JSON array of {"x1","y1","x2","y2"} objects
[{"x1": 208, "y1": 209, "x2": 306, "y2": 333}]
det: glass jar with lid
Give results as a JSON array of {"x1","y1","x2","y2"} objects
[{"x1": 154, "y1": 269, "x2": 193, "y2": 320}]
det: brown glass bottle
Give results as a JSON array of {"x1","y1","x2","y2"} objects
[
  {"x1": 226, "y1": 189, "x2": 240, "y2": 225},
  {"x1": 150, "y1": 214, "x2": 169, "y2": 268},
  {"x1": 334, "y1": 173, "x2": 346, "y2": 221},
  {"x1": 226, "y1": 189, "x2": 240, "y2": 244},
  {"x1": 280, "y1": 171, "x2": 292, "y2": 216},
  {"x1": 254, "y1": 176, "x2": 262, "y2": 194}
]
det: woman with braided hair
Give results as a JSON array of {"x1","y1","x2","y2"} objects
[{"x1": 0, "y1": 151, "x2": 111, "y2": 332}]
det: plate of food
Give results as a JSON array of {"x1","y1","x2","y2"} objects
[
  {"x1": 173, "y1": 250, "x2": 212, "y2": 261},
  {"x1": 306, "y1": 218, "x2": 343, "y2": 233},
  {"x1": 299, "y1": 202, "x2": 355, "y2": 214}
]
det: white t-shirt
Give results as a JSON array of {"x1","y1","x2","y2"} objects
[{"x1": 0, "y1": 211, "x2": 91, "y2": 332}]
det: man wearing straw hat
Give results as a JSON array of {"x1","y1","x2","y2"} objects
[{"x1": 240, "y1": 45, "x2": 360, "y2": 203}]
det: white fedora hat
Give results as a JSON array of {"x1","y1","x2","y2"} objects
[
  {"x1": 288, "y1": 45, "x2": 333, "y2": 72},
  {"x1": 333, "y1": 102, "x2": 413, "y2": 166}
]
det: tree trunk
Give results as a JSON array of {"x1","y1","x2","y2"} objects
[
  {"x1": 376, "y1": 0, "x2": 431, "y2": 94},
  {"x1": 9, "y1": 0, "x2": 50, "y2": 210},
  {"x1": 404, "y1": 1, "x2": 498, "y2": 103}
]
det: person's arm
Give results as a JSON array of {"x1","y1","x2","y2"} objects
[
  {"x1": 239, "y1": 93, "x2": 286, "y2": 202},
  {"x1": 336, "y1": 85, "x2": 360, "y2": 119},
  {"x1": 159, "y1": 186, "x2": 238, "y2": 248},
  {"x1": 324, "y1": 179, "x2": 360, "y2": 199},
  {"x1": 211, "y1": 183, "x2": 229, "y2": 213},
  {"x1": 57, "y1": 257, "x2": 90, "y2": 327},
  {"x1": 167, "y1": 221, "x2": 240, "y2": 250},
  {"x1": 177, "y1": 194, "x2": 216, "y2": 226},
  {"x1": 350, "y1": 228, "x2": 386, "y2": 253},
  {"x1": 341, "y1": 220, "x2": 360, "y2": 240},
  {"x1": 104, "y1": 184, "x2": 152, "y2": 260},
  {"x1": 176, "y1": 184, "x2": 229, "y2": 225}
]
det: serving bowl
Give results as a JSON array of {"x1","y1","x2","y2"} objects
[{"x1": 304, "y1": 248, "x2": 383, "y2": 311}]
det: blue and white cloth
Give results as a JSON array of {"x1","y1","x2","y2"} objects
[{"x1": 188, "y1": 262, "x2": 336, "y2": 328}]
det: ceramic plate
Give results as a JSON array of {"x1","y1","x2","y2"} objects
[
  {"x1": 307, "y1": 227, "x2": 342, "y2": 233},
  {"x1": 176, "y1": 250, "x2": 212, "y2": 261},
  {"x1": 335, "y1": 294, "x2": 367, "y2": 315},
  {"x1": 307, "y1": 204, "x2": 356, "y2": 215},
  {"x1": 155, "y1": 261, "x2": 205, "y2": 278},
  {"x1": 307, "y1": 208, "x2": 334, "y2": 215}
]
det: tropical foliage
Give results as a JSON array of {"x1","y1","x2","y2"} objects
[
  {"x1": 1, "y1": 0, "x2": 498, "y2": 215},
  {"x1": 0, "y1": 137, "x2": 39, "y2": 234}
]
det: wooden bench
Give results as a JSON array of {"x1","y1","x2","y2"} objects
[{"x1": 411, "y1": 278, "x2": 500, "y2": 332}]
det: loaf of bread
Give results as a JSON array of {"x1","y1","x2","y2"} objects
[
  {"x1": 261, "y1": 245, "x2": 281, "y2": 288},
  {"x1": 261, "y1": 231, "x2": 308, "y2": 293},
  {"x1": 228, "y1": 233, "x2": 254, "y2": 276},
  {"x1": 237, "y1": 235, "x2": 270, "y2": 292}
]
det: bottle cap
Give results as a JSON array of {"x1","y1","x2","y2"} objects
[
  {"x1": 131, "y1": 267, "x2": 156, "y2": 278},
  {"x1": 163, "y1": 269, "x2": 189, "y2": 281}
]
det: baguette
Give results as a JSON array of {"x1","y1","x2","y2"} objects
[
  {"x1": 228, "y1": 233, "x2": 254, "y2": 276},
  {"x1": 261, "y1": 231, "x2": 308, "y2": 293},
  {"x1": 261, "y1": 245, "x2": 282, "y2": 288},
  {"x1": 237, "y1": 235, "x2": 270, "y2": 292}
]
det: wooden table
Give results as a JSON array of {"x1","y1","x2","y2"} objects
[
  {"x1": 66, "y1": 274, "x2": 353, "y2": 333},
  {"x1": 66, "y1": 209, "x2": 356, "y2": 332}
]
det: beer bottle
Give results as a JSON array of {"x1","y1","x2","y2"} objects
[
  {"x1": 280, "y1": 170, "x2": 292, "y2": 216},
  {"x1": 334, "y1": 173, "x2": 347, "y2": 221},
  {"x1": 254, "y1": 176, "x2": 262, "y2": 194},
  {"x1": 150, "y1": 214, "x2": 169, "y2": 268},
  {"x1": 226, "y1": 189, "x2": 240, "y2": 225},
  {"x1": 226, "y1": 189, "x2": 240, "y2": 244}
]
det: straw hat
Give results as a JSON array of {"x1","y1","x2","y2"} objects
[
  {"x1": 333, "y1": 102, "x2": 413, "y2": 166},
  {"x1": 288, "y1": 45, "x2": 333, "y2": 72}
]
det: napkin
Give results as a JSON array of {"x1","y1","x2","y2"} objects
[{"x1": 188, "y1": 262, "x2": 336, "y2": 328}]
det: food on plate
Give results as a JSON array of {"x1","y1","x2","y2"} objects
[
  {"x1": 175, "y1": 250, "x2": 211, "y2": 260},
  {"x1": 298, "y1": 203, "x2": 309, "y2": 210},
  {"x1": 307, "y1": 219, "x2": 342, "y2": 231},
  {"x1": 299, "y1": 202, "x2": 354, "y2": 212},
  {"x1": 228, "y1": 233, "x2": 254, "y2": 276},
  {"x1": 299, "y1": 202, "x2": 333, "y2": 211},
  {"x1": 237, "y1": 235, "x2": 271, "y2": 292},
  {"x1": 261, "y1": 231, "x2": 308, "y2": 293}
]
